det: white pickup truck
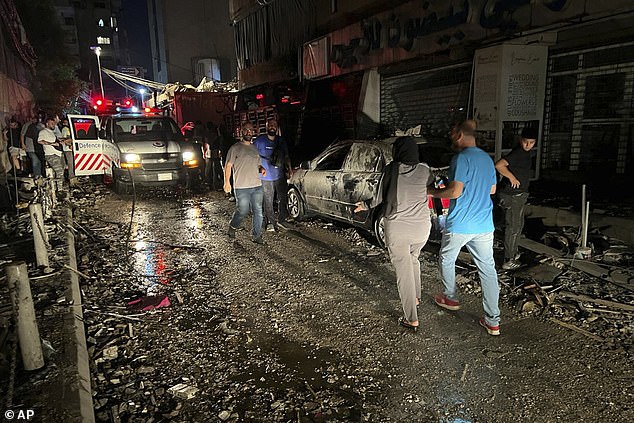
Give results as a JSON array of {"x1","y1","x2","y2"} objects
[{"x1": 67, "y1": 113, "x2": 202, "y2": 194}]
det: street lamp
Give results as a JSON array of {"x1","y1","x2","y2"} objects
[
  {"x1": 139, "y1": 88, "x2": 146, "y2": 108},
  {"x1": 91, "y1": 46, "x2": 105, "y2": 98}
]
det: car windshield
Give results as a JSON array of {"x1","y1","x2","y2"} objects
[{"x1": 113, "y1": 118, "x2": 183, "y2": 142}]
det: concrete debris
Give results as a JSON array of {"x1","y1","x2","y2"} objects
[{"x1": 167, "y1": 383, "x2": 199, "y2": 400}]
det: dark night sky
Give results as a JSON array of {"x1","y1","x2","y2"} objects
[{"x1": 119, "y1": 0, "x2": 153, "y2": 81}]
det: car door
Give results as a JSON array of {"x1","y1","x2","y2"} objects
[
  {"x1": 67, "y1": 114, "x2": 117, "y2": 176},
  {"x1": 302, "y1": 144, "x2": 352, "y2": 216},
  {"x1": 342, "y1": 143, "x2": 385, "y2": 226}
]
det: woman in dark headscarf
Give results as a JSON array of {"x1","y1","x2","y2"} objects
[{"x1": 355, "y1": 137, "x2": 433, "y2": 331}]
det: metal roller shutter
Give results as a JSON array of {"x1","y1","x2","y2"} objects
[
  {"x1": 543, "y1": 41, "x2": 634, "y2": 179},
  {"x1": 380, "y1": 63, "x2": 471, "y2": 137}
]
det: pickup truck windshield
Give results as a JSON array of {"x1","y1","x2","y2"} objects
[{"x1": 113, "y1": 118, "x2": 183, "y2": 142}]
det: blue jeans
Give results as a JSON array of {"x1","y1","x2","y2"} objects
[
  {"x1": 28, "y1": 152, "x2": 42, "y2": 177},
  {"x1": 230, "y1": 186, "x2": 264, "y2": 239},
  {"x1": 439, "y1": 231, "x2": 500, "y2": 326},
  {"x1": 262, "y1": 178, "x2": 288, "y2": 225}
]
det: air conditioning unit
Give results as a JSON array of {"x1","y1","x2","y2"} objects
[{"x1": 195, "y1": 58, "x2": 221, "y2": 82}]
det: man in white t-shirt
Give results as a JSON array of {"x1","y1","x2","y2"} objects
[
  {"x1": 38, "y1": 117, "x2": 64, "y2": 191},
  {"x1": 59, "y1": 117, "x2": 76, "y2": 185}
]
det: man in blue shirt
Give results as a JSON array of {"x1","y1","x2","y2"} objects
[
  {"x1": 253, "y1": 118, "x2": 292, "y2": 231},
  {"x1": 428, "y1": 120, "x2": 500, "y2": 336}
]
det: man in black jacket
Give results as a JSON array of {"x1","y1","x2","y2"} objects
[{"x1": 495, "y1": 127, "x2": 537, "y2": 270}]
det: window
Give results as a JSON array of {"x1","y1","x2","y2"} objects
[
  {"x1": 64, "y1": 17, "x2": 74, "y2": 25},
  {"x1": 584, "y1": 73, "x2": 626, "y2": 119},
  {"x1": 345, "y1": 144, "x2": 382, "y2": 172},
  {"x1": 550, "y1": 75, "x2": 576, "y2": 132},
  {"x1": 98, "y1": 19, "x2": 104, "y2": 27},
  {"x1": 97, "y1": 36, "x2": 110, "y2": 45},
  {"x1": 95, "y1": 1, "x2": 106, "y2": 8},
  {"x1": 315, "y1": 145, "x2": 351, "y2": 171}
]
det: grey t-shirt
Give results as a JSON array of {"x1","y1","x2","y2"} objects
[
  {"x1": 373, "y1": 163, "x2": 434, "y2": 245},
  {"x1": 226, "y1": 142, "x2": 262, "y2": 189}
]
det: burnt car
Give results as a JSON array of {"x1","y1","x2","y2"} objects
[{"x1": 287, "y1": 136, "x2": 453, "y2": 247}]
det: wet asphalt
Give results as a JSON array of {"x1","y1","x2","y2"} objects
[{"x1": 76, "y1": 187, "x2": 633, "y2": 422}]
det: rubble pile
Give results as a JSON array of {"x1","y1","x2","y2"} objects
[
  {"x1": 0, "y1": 196, "x2": 84, "y2": 421},
  {"x1": 470, "y1": 227, "x2": 632, "y2": 353}
]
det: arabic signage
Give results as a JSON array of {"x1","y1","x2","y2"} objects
[{"x1": 303, "y1": 0, "x2": 624, "y2": 79}]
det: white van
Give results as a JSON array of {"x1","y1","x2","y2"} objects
[{"x1": 68, "y1": 113, "x2": 201, "y2": 194}]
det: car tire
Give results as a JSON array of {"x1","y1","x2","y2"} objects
[
  {"x1": 373, "y1": 212, "x2": 386, "y2": 249},
  {"x1": 287, "y1": 187, "x2": 305, "y2": 221},
  {"x1": 114, "y1": 178, "x2": 129, "y2": 195},
  {"x1": 184, "y1": 172, "x2": 200, "y2": 192}
]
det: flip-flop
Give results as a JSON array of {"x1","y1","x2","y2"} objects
[{"x1": 398, "y1": 317, "x2": 418, "y2": 332}]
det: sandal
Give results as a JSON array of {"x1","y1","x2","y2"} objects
[{"x1": 398, "y1": 316, "x2": 418, "y2": 332}]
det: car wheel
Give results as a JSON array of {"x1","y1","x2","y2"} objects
[
  {"x1": 287, "y1": 187, "x2": 305, "y2": 220},
  {"x1": 373, "y1": 212, "x2": 386, "y2": 249},
  {"x1": 114, "y1": 178, "x2": 129, "y2": 195}
]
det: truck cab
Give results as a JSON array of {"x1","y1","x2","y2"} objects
[{"x1": 68, "y1": 113, "x2": 201, "y2": 194}]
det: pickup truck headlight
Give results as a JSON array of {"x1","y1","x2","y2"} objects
[
  {"x1": 182, "y1": 151, "x2": 198, "y2": 167},
  {"x1": 121, "y1": 153, "x2": 142, "y2": 169}
]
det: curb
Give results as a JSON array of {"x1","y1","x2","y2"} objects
[{"x1": 64, "y1": 206, "x2": 95, "y2": 423}]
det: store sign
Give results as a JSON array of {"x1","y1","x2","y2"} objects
[
  {"x1": 319, "y1": 0, "x2": 618, "y2": 76},
  {"x1": 327, "y1": 1, "x2": 471, "y2": 70}
]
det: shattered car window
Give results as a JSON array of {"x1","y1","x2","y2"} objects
[
  {"x1": 314, "y1": 145, "x2": 351, "y2": 171},
  {"x1": 345, "y1": 144, "x2": 383, "y2": 172}
]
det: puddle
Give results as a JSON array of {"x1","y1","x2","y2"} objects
[{"x1": 129, "y1": 223, "x2": 174, "y2": 290}]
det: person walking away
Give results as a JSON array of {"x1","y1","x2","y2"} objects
[
  {"x1": 59, "y1": 117, "x2": 77, "y2": 186},
  {"x1": 21, "y1": 116, "x2": 40, "y2": 176},
  {"x1": 224, "y1": 122, "x2": 266, "y2": 244},
  {"x1": 254, "y1": 118, "x2": 292, "y2": 231},
  {"x1": 355, "y1": 137, "x2": 432, "y2": 331},
  {"x1": 428, "y1": 120, "x2": 501, "y2": 336},
  {"x1": 38, "y1": 117, "x2": 65, "y2": 194},
  {"x1": 495, "y1": 127, "x2": 537, "y2": 270}
]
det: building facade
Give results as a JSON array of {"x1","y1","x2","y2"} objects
[
  {"x1": 53, "y1": 0, "x2": 128, "y2": 99},
  {"x1": 0, "y1": 0, "x2": 35, "y2": 121},
  {"x1": 230, "y1": 0, "x2": 634, "y2": 193},
  {"x1": 147, "y1": 0, "x2": 237, "y2": 85}
]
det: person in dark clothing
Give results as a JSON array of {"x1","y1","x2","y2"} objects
[
  {"x1": 203, "y1": 122, "x2": 223, "y2": 190},
  {"x1": 495, "y1": 126, "x2": 538, "y2": 270},
  {"x1": 254, "y1": 118, "x2": 292, "y2": 231},
  {"x1": 219, "y1": 123, "x2": 237, "y2": 199}
]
